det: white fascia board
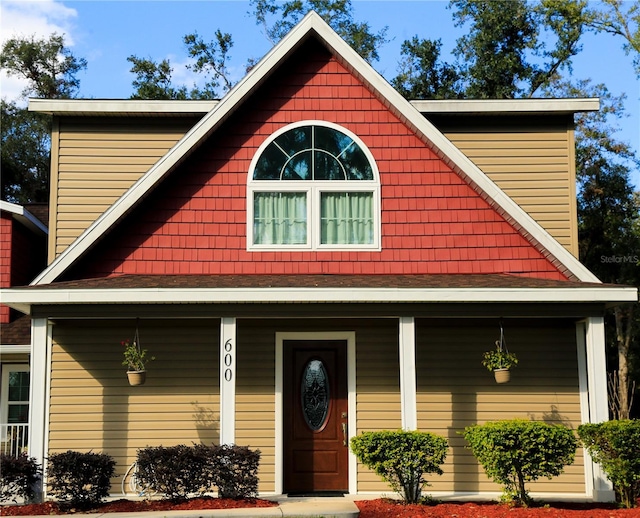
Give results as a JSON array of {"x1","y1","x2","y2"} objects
[
  {"x1": 0, "y1": 344, "x2": 31, "y2": 355},
  {"x1": 2, "y1": 286, "x2": 637, "y2": 311},
  {"x1": 410, "y1": 98, "x2": 600, "y2": 114},
  {"x1": 0, "y1": 200, "x2": 48, "y2": 235},
  {"x1": 28, "y1": 98, "x2": 218, "y2": 115},
  {"x1": 31, "y1": 12, "x2": 600, "y2": 285}
]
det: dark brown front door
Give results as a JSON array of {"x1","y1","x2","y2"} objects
[{"x1": 283, "y1": 340, "x2": 348, "y2": 493}]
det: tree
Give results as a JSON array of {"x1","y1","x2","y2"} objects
[
  {"x1": 392, "y1": 37, "x2": 463, "y2": 99},
  {"x1": 0, "y1": 101, "x2": 50, "y2": 203},
  {"x1": 1, "y1": 34, "x2": 86, "y2": 203},
  {"x1": 0, "y1": 33, "x2": 87, "y2": 99},
  {"x1": 450, "y1": 0, "x2": 588, "y2": 98},
  {"x1": 128, "y1": 29, "x2": 234, "y2": 100},
  {"x1": 184, "y1": 30, "x2": 235, "y2": 96},
  {"x1": 585, "y1": 0, "x2": 640, "y2": 77},
  {"x1": 250, "y1": 0, "x2": 388, "y2": 63},
  {"x1": 127, "y1": 56, "x2": 190, "y2": 100}
]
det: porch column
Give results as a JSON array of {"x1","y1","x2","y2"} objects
[
  {"x1": 577, "y1": 317, "x2": 615, "y2": 502},
  {"x1": 28, "y1": 318, "x2": 51, "y2": 502},
  {"x1": 399, "y1": 317, "x2": 417, "y2": 430},
  {"x1": 219, "y1": 318, "x2": 236, "y2": 445}
]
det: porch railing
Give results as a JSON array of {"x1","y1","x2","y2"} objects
[{"x1": 0, "y1": 423, "x2": 29, "y2": 457}]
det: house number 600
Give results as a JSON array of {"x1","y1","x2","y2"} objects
[{"x1": 224, "y1": 338, "x2": 233, "y2": 382}]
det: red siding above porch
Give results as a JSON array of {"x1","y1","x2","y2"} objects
[{"x1": 65, "y1": 40, "x2": 567, "y2": 282}]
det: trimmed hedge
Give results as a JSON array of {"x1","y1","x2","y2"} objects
[
  {"x1": 350, "y1": 430, "x2": 448, "y2": 503},
  {"x1": 136, "y1": 443, "x2": 260, "y2": 500},
  {"x1": 0, "y1": 453, "x2": 41, "y2": 503},
  {"x1": 47, "y1": 450, "x2": 116, "y2": 509},
  {"x1": 463, "y1": 420, "x2": 577, "y2": 506},
  {"x1": 578, "y1": 419, "x2": 640, "y2": 508}
]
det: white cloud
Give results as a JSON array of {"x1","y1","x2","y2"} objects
[{"x1": 0, "y1": 0, "x2": 78, "y2": 102}]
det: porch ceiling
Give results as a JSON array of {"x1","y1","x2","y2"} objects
[{"x1": 1, "y1": 274, "x2": 636, "y2": 314}]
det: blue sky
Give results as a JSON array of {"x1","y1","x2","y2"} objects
[{"x1": 1, "y1": 0, "x2": 638, "y2": 187}]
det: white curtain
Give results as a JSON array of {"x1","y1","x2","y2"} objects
[
  {"x1": 321, "y1": 192, "x2": 373, "y2": 244},
  {"x1": 253, "y1": 192, "x2": 307, "y2": 244}
]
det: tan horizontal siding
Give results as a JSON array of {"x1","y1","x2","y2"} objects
[
  {"x1": 50, "y1": 116, "x2": 199, "y2": 260},
  {"x1": 48, "y1": 319, "x2": 220, "y2": 493},
  {"x1": 355, "y1": 320, "x2": 401, "y2": 492},
  {"x1": 236, "y1": 322, "x2": 277, "y2": 493},
  {"x1": 434, "y1": 114, "x2": 578, "y2": 256},
  {"x1": 415, "y1": 319, "x2": 584, "y2": 495}
]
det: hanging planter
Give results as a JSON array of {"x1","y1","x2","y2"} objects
[
  {"x1": 481, "y1": 321, "x2": 518, "y2": 384},
  {"x1": 122, "y1": 320, "x2": 154, "y2": 386},
  {"x1": 126, "y1": 370, "x2": 147, "y2": 386}
]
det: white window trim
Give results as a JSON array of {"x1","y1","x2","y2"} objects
[
  {"x1": 1, "y1": 364, "x2": 30, "y2": 441},
  {"x1": 247, "y1": 120, "x2": 381, "y2": 251}
]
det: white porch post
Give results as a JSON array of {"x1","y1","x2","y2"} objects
[
  {"x1": 28, "y1": 318, "x2": 51, "y2": 502},
  {"x1": 219, "y1": 317, "x2": 236, "y2": 445},
  {"x1": 578, "y1": 317, "x2": 615, "y2": 502},
  {"x1": 399, "y1": 316, "x2": 417, "y2": 430}
]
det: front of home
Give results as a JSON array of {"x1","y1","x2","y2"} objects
[{"x1": 2, "y1": 13, "x2": 637, "y2": 502}]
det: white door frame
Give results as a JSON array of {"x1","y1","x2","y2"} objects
[{"x1": 275, "y1": 331, "x2": 356, "y2": 495}]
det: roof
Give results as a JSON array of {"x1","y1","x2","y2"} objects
[
  {"x1": 30, "y1": 12, "x2": 600, "y2": 286},
  {"x1": 29, "y1": 98, "x2": 599, "y2": 117},
  {"x1": 3, "y1": 274, "x2": 636, "y2": 314},
  {"x1": 0, "y1": 200, "x2": 48, "y2": 235},
  {"x1": 0, "y1": 313, "x2": 31, "y2": 346}
]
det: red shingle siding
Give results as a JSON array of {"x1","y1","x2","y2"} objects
[
  {"x1": 66, "y1": 40, "x2": 566, "y2": 282},
  {"x1": 0, "y1": 213, "x2": 12, "y2": 323}
]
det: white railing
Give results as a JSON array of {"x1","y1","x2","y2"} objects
[{"x1": 0, "y1": 424, "x2": 29, "y2": 457}]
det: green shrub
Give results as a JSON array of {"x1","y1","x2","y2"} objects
[
  {"x1": 350, "y1": 430, "x2": 448, "y2": 503},
  {"x1": 136, "y1": 444, "x2": 211, "y2": 500},
  {"x1": 47, "y1": 450, "x2": 115, "y2": 509},
  {"x1": 0, "y1": 453, "x2": 41, "y2": 503},
  {"x1": 463, "y1": 420, "x2": 577, "y2": 506},
  {"x1": 577, "y1": 419, "x2": 640, "y2": 508},
  {"x1": 136, "y1": 443, "x2": 261, "y2": 500},
  {"x1": 205, "y1": 444, "x2": 260, "y2": 499}
]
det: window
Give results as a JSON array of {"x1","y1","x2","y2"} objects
[
  {"x1": 248, "y1": 122, "x2": 380, "y2": 250},
  {"x1": 1, "y1": 365, "x2": 30, "y2": 450}
]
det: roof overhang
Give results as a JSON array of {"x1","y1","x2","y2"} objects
[
  {"x1": 28, "y1": 99, "x2": 219, "y2": 116},
  {"x1": 411, "y1": 98, "x2": 600, "y2": 115},
  {"x1": 29, "y1": 98, "x2": 598, "y2": 117},
  {"x1": 2, "y1": 275, "x2": 636, "y2": 315},
  {"x1": 0, "y1": 200, "x2": 48, "y2": 235}
]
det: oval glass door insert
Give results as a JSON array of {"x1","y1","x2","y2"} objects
[{"x1": 301, "y1": 359, "x2": 330, "y2": 431}]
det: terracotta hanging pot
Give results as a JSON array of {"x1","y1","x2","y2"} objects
[
  {"x1": 127, "y1": 370, "x2": 146, "y2": 386},
  {"x1": 493, "y1": 368, "x2": 511, "y2": 384}
]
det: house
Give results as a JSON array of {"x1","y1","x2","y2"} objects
[
  {"x1": 1, "y1": 12, "x2": 637, "y2": 502},
  {"x1": 0, "y1": 201, "x2": 48, "y2": 456}
]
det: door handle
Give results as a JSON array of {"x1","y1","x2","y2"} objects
[{"x1": 342, "y1": 422, "x2": 348, "y2": 446}]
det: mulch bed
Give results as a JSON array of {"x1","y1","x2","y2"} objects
[
  {"x1": 355, "y1": 498, "x2": 640, "y2": 517},
  {"x1": 3, "y1": 497, "x2": 640, "y2": 516},
  {"x1": 1, "y1": 496, "x2": 278, "y2": 515}
]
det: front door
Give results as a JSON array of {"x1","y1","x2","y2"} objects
[{"x1": 283, "y1": 340, "x2": 348, "y2": 493}]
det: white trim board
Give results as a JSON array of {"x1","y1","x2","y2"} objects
[{"x1": 2, "y1": 285, "x2": 636, "y2": 315}]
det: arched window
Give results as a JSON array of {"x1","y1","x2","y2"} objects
[{"x1": 247, "y1": 122, "x2": 380, "y2": 250}]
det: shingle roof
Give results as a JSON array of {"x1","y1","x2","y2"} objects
[
  {"x1": 16, "y1": 273, "x2": 614, "y2": 290},
  {"x1": 0, "y1": 313, "x2": 31, "y2": 345}
]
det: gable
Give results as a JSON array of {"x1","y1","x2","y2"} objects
[
  {"x1": 62, "y1": 39, "x2": 566, "y2": 282},
  {"x1": 33, "y1": 12, "x2": 601, "y2": 285}
]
